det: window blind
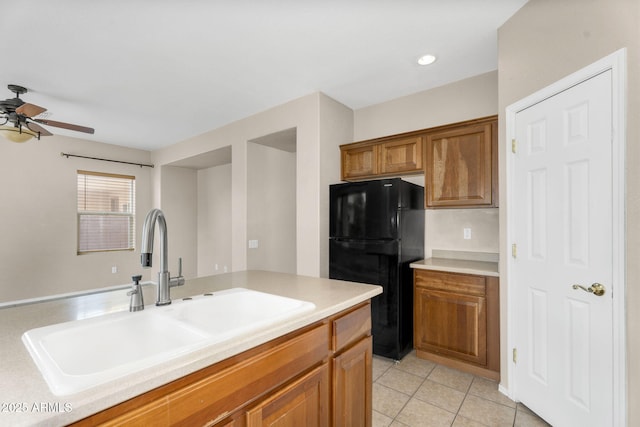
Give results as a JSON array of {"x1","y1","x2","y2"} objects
[{"x1": 77, "y1": 170, "x2": 136, "y2": 254}]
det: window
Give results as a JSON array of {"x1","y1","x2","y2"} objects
[{"x1": 77, "y1": 170, "x2": 136, "y2": 254}]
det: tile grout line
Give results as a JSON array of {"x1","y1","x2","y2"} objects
[
  {"x1": 373, "y1": 354, "x2": 547, "y2": 427},
  {"x1": 375, "y1": 358, "x2": 429, "y2": 425},
  {"x1": 393, "y1": 368, "x2": 430, "y2": 425},
  {"x1": 452, "y1": 375, "x2": 474, "y2": 426},
  {"x1": 379, "y1": 362, "x2": 506, "y2": 426}
]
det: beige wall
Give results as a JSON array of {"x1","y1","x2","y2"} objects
[
  {"x1": 159, "y1": 165, "x2": 197, "y2": 279},
  {"x1": 152, "y1": 92, "x2": 351, "y2": 279},
  {"x1": 247, "y1": 142, "x2": 296, "y2": 274},
  {"x1": 354, "y1": 72, "x2": 501, "y2": 258},
  {"x1": 319, "y1": 94, "x2": 354, "y2": 277},
  {"x1": 197, "y1": 164, "x2": 232, "y2": 276},
  {"x1": 354, "y1": 71, "x2": 499, "y2": 141},
  {"x1": 498, "y1": 0, "x2": 640, "y2": 423},
  {"x1": 0, "y1": 135, "x2": 152, "y2": 303}
]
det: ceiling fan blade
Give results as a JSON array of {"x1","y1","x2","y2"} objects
[
  {"x1": 16, "y1": 103, "x2": 47, "y2": 117},
  {"x1": 25, "y1": 122, "x2": 53, "y2": 137},
  {"x1": 34, "y1": 118, "x2": 94, "y2": 134}
]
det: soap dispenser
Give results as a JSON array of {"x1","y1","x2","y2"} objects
[{"x1": 127, "y1": 275, "x2": 144, "y2": 312}]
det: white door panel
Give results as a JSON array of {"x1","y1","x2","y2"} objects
[{"x1": 513, "y1": 70, "x2": 613, "y2": 426}]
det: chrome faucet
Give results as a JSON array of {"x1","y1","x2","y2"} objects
[{"x1": 140, "y1": 208, "x2": 184, "y2": 306}]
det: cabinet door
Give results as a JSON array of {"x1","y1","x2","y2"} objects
[
  {"x1": 425, "y1": 123, "x2": 493, "y2": 207},
  {"x1": 341, "y1": 144, "x2": 377, "y2": 180},
  {"x1": 378, "y1": 136, "x2": 423, "y2": 175},
  {"x1": 414, "y1": 287, "x2": 487, "y2": 366},
  {"x1": 332, "y1": 336, "x2": 372, "y2": 427},
  {"x1": 246, "y1": 364, "x2": 329, "y2": 427}
]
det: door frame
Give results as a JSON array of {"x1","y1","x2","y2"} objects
[{"x1": 504, "y1": 48, "x2": 627, "y2": 425}]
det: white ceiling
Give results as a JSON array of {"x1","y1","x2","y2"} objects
[{"x1": 1, "y1": 0, "x2": 527, "y2": 151}]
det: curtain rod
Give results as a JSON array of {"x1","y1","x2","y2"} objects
[{"x1": 60, "y1": 152, "x2": 154, "y2": 168}]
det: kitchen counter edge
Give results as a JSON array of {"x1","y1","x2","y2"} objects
[{"x1": 410, "y1": 258, "x2": 499, "y2": 277}]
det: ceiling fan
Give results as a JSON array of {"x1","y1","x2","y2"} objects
[{"x1": 0, "y1": 84, "x2": 94, "y2": 143}]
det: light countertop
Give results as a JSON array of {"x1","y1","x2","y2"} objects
[
  {"x1": 410, "y1": 253, "x2": 499, "y2": 277},
  {"x1": 0, "y1": 271, "x2": 381, "y2": 427}
]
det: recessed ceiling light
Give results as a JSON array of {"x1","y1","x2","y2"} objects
[{"x1": 417, "y1": 54, "x2": 437, "y2": 66}]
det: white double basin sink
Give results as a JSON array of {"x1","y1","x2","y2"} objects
[{"x1": 22, "y1": 288, "x2": 315, "y2": 396}]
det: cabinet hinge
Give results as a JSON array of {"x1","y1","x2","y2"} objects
[
  {"x1": 513, "y1": 347, "x2": 517, "y2": 364},
  {"x1": 512, "y1": 139, "x2": 517, "y2": 154},
  {"x1": 511, "y1": 243, "x2": 517, "y2": 259}
]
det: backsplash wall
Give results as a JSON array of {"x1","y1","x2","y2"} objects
[{"x1": 424, "y1": 208, "x2": 499, "y2": 257}]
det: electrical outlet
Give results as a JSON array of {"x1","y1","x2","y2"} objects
[
  {"x1": 463, "y1": 228, "x2": 471, "y2": 240},
  {"x1": 248, "y1": 239, "x2": 259, "y2": 249},
  {"x1": 111, "y1": 266, "x2": 118, "y2": 274}
]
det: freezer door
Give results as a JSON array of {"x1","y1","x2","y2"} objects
[{"x1": 329, "y1": 180, "x2": 400, "y2": 240}]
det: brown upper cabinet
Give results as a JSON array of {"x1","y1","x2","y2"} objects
[
  {"x1": 340, "y1": 115, "x2": 498, "y2": 209},
  {"x1": 424, "y1": 116, "x2": 498, "y2": 208},
  {"x1": 341, "y1": 135, "x2": 423, "y2": 180},
  {"x1": 341, "y1": 143, "x2": 378, "y2": 180},
  {"x1": 378, "y1": 135, "x2": 423, "y2": 175}
]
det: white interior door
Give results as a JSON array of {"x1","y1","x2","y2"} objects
[{"x1": 511, "y1": 70, "x2": 613, "y2": 426}]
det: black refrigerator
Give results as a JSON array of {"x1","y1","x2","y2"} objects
[{"x1": 329, "y1": 178, "x2": 424, "y2": 360}]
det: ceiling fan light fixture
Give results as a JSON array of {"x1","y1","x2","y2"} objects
[
  {"x1": 0, "y1": 84, "x2": 94, "y2": 140},
  {"x1": 417, "y1": 54, "x2": 437, "y2": 66},
  {"x1": 0, "y1": 125, "x2": 38, "y2": 143}
]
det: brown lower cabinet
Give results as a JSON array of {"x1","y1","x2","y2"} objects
[
  {"x1": 70, "y1": 302, "x2": 372, "y2": 427},
  {"x1": 246, "y1": 363, "x2": 330, "y2": 426},
  {"x1": 414, "y1": 269, "x2": 500, "y2": 380}
]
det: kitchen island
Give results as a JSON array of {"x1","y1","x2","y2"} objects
[{"x1": 0, "y1": 271, "x2": 381, "y2": 426}]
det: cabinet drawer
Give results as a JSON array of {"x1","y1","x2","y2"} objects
[
  {"x1": 332, "y1": 302, "x2": 371, "y2": 352},
  {"x1": 415, "y1": 270, "x2": 486, "y2": 296},
  {"x1": 94, "y1": 398, "x2": 169, "y2": 427}
]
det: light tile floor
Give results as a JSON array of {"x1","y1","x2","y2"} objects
[{"x1": 372, "y1": 352, "x2": 551, "y2": 427}]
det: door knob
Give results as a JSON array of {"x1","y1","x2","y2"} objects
[{"x1": 572, "y1": 283, "x2": 606, "y2": 296}]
